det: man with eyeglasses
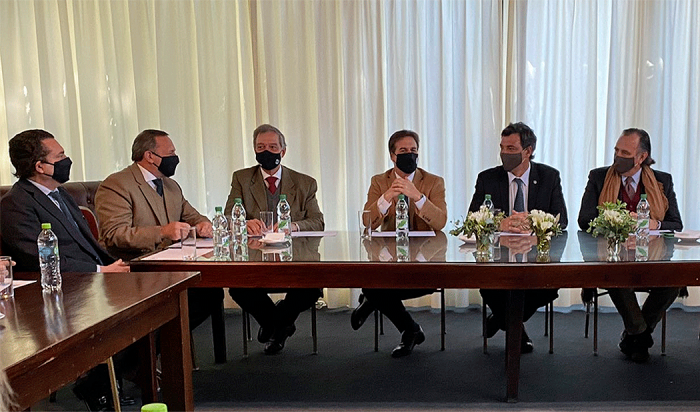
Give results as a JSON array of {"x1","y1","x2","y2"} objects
[{"x1": 224, "y1": 123, "x2": 324, "y2": 355}]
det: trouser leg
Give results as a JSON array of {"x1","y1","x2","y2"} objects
[
  {"x1": 363, "y1": 289, "x2": 433, "y2": 333},
  {"x1": 641, "y1": 287, "x2": 680, "y2": 332},
  {"x1": 523, "y1": 289, "x2": 559, "y2": 322},
  {"x1": 228, "y1": 288, "x2": 276, "y2": 328},
  {"x1": 276, "y1": 288, "x2": 323, "y2": 326},
  {"x1": 607, "y1": 288, "x2": 646, "y2": 334},
  {"x1": 480, "y1": 289, "x2": 507, "y2": 328}
]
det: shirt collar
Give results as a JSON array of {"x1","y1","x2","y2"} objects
[
  {"x1": 507, "y1": 164, "x2": 531, "y2": 187},
  {"x1": 260, "y1": 165, "x2": 282, "y2": 182},
  {"x1": 28, "y1": 179, "x2": 55, "y2": 196},
  {"x1": 137, "y1": 163, "x2": 159, "y2": 183},
  {"x1": 626, "y1": 168, "x2": 642, "y2": 186}
]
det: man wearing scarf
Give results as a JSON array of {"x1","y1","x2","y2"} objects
[{"x1": 578, "y1": 127, "x2": 683, "y2": 363}]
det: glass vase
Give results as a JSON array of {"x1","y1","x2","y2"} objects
[
  {"x1": 536, "y1": 234, "x2": 551, "y2": 263},
  {"x1": 607, "y1": 237, "x2": 622, "y2": 262},
  {"x1": 475, "y1": 232, "x2": 493, "y2": 262}
]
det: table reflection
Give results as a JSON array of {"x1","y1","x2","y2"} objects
[
  {"x1": 361, "y1": 231, "x2": 448, "y2": 262},
  {"x1": 576, "y1": 232, "x2": 676, "y2": 262}
]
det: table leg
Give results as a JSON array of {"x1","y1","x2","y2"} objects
[
  {"x1": 505, "y1": 290, "x2": 525, "y2": 402},
  {"x1": 160, "y1": 290, "x2": 194, "y2": 411},
  {"x1": 136, "y1": 332, "x2": 159, "y2": 405}
]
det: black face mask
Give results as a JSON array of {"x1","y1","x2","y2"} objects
[
  {"x1": 151, "y1": 152, "x2": 180, "y2": 177},
  {"x1": 395, "y1": 153, "x2": 418, "y2": 174},
  {"x1": 500, "y1": 152, "x2": 522, "y2": 172},
  {"x1": 613, "y1": 156, "x2": 635, "y2": 174},
  {"x1": 43, "y1": 157, "x2": 72, "y2": 184},
  {"x1": 256, "y1": 150, "x2": 281, "y2": 171}
]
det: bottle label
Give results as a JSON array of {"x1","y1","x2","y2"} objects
[{"x1": 397, "y1": 219, "x2": 408, "y2": 231}]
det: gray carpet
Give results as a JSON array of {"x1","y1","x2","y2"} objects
[{"x1": 33, "y1": 304, "x2": 700, "y2": 411}]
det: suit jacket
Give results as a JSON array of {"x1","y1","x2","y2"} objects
[
  {"x1": 577, "y1": 166, "x2": 683, "y2": 232},
  {"x1": 224, "y1": 165, "x2": 324, "y2": 232},
  {"x1": 0, "y1": 178, "x2": 114, "y2": 273},
  {"x1": 468, "y1": 162, "x2": 568, "y2": 229},
  {"x1": 364, "y1": 168, "x2": 447, "y2": 231},
  {"x1": 96, "y1": 163, "x2": 210, "y2": 260}
]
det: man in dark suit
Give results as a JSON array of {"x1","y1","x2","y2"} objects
[
  {"x1": 225, "y1": 124, "x2": 324, "y2": 355},
  {"x1": 468, "y1": 122, "x2": 568, "y2": 353},
  {"x1": 578, "y1": 128, "x2": 682, "y2": 362},
  {"x1": 351, "y1": 129, "x2": 448, "y2": 357},
  {"x1": 1, "y1": 129, "x2": 130, "y2": 411}
]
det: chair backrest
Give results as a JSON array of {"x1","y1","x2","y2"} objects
[{"x1": 79, "y1": 206, "x2": 100, "y2": 240}]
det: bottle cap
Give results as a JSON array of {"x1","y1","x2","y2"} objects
[
  {"x1": 215, "y1": 206, "x2": 222, "y2": 212},
  {"x1": 141, "y1": 404, "x2": 168, "y2": 412},
  {"x1": 485, "y1": 194, "x2": 492, "y2": 200},
  {"x1": 234, "y1": 198, "x2": 242, "y2": 204},
  {"x1": 280, "y1": 194, "x2": 287, "y2": 200},
  {"x1": 641, "y1": 194, "x2": 647, "y2": 200},
  {"x1": 398, "y1": 194, "x2": 405, "y2": 200},
  {"x1": 41, "y1": 223, "x2": 52, "y2": 230}
]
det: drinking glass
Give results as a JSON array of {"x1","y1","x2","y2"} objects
[
  {"x1": 0, "y1": 256, "x2": 13, "y2": 299},
  {"x1": 180, "y1": 227, "x2": 197, "y2": 261},
  {"x1": 259, "y1": 211, "x2": 275, "y2": 235},
  {"x1": 358, "y1": 210, "x2": 372, "y2": 240}
]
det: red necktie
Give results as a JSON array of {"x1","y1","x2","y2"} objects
[{"x1": 266, "y1": 176, "x2": 277, "y2": 194}]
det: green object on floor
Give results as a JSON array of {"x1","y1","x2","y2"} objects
[{"x1": 141, "y1": 403, "x2": 167, "y2": 412}]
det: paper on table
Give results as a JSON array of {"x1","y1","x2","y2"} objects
[
  {"x1": 371, "y1": 230, "x2": 436, "y2": 237},
  {"x1": 142, "y1": 248, "x2": 214, "y2": 260},
  {"x1": 292, "y1": 231, "x2": 337, "y2": 237},
  {"x1": 12, "y1": 280, "x2": 35, "y2": 288},
  {"x1": 167, "y1": 237, "x2": 215, "y2": 249}
]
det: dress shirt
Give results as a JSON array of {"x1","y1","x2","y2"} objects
[
  {"x1": 260, "y1": 166, "x2": 283, "y2": 191},
  {"x1": 137, "y1": 164, "x2": 161, "y2": 193},
  {"x1": 507, "y1": 165, "x2": 531, "y2": 215},
  {"x1": 376, "y1": 171, "x2": 428, "y2": 214},
  {"x1": 624, "y1": 168, "x2": 642, "y2": 193}
]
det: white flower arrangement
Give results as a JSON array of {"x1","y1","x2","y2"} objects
[
  {"x1": 450, "y1": 205, "x2": 505, "y2": 238},
  {"x1": 527, "y1": 209, "x2": 562, "y2": 241}
]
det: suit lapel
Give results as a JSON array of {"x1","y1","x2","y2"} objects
[
  {"x1": 496, "y1": 167, "x2": 510, "y2": 211},
  {"x1": 130, "y1": 164, "x2": 168, "y2": 226},
  {"x1": 279, "y1": 166, "x2": 297, "y2": 210},
  {"x1": 528, "y1": 162, "x2": 540, "y2": 212},
  {"x1": 249, "y1": 167, "x2": 269, "y2": 213},
  {"x1": 57, "y1": 187, "x2": 103, "y2": 258}
]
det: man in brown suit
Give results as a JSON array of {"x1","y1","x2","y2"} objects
[
  {"x1": 352, "y1": 129, "x2": 447, "y2": 357},
  {"x1": 95, "y1": 129, "x2": 224, "y2": 331},
  {"x1": 225, "y1": 124, "x2": 324, "y2": 355}
]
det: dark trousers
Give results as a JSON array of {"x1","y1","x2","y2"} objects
[
  {"x1": 607, "y1": 287, "x2": 680, "y2": 335},
  {"x1": 228, "y1": 288, "x2": 323, "y2": 328},
  {"x1": 362, "y1": 289, "x2": 435, "y2": 333},
  {"x1": 480, "y1": 289, "x2": 559, "y2": 327}
]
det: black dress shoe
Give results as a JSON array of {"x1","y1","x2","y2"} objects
[
  {"x1": 485, "y1": 314, "x2": 502, "y2": 338},
  {"x1": 391, "y1": 326, "x2": 425, "y2": 358},
  {"x1": 264, "y1": 325, "x2": 296, "y2": 355},
  {"x1": 351, "y1": 294, "x2": 375, "y2": 330},
  {"x1": 520, "y1": 327, "x2": 534, "y2": 354},
  {"x1": 73, "y1": 379, "x2": 114, "y2": 412},
  {"x1": 619, "y1": 329, "x2": 653, "y2": 362}
]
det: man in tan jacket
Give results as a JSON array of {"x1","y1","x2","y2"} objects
[
  {"x1": 225, "y1": 124, "x2": 324, "y2": 355},
  {"x1": 352, "y1": 129, "x2": 447, "y2": 357},
  {"x1": 95, "y1": 129, "x2": 224, "y2": 332}
]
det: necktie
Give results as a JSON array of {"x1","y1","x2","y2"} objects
[
  {"x1": 48, "y1": 191, "x2": 79, "y2": 230},
  {"x1": 624, "y1": 176, "x2": 635, "y2": 198},
  {"x1": 153, "y1": 178, "x2": 164, "y2": 197},
  {"x1": 266, "y1": 176, "x2": 277, "y2": 194},
  {"x1": 513, "y1": 178, "x2": 525, "y2": 213}
]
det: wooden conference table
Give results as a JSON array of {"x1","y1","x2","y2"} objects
[
  {"x1": 0, "y1": 271, "x2": 200, "y2": 412},
  {"x1": 131, "y1": 230, "x2": 700, "y2": 402}
]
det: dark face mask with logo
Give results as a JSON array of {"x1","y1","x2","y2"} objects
[
  {"x1": 151, "y1": 152, "x2": 180, "y2": 177},
  {"x1": 500, "y1": 152, "x2": 523, "y2": 172},
  {"x1": 395, "y1": 153, "x2": 418, "y2": 174},
  {"x1": 256, "y1": 150, "x2": 282, "y2": 171},
  {"x1": 43, "y1": 157, "x2": 73, "y2": 184},
  {"x1": 613, "y1": 156, "x2": 635, "y2": 174}
]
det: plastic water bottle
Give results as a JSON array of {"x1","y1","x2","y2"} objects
[
  {"x1": 635, "y1": 194, "x2": 650, "y2": 261},
  {"x1": 277, "y1": 194, "x2": 292, "y2": 242},
  {"x1": 212, "y1": 206, "x2": 231, "y2": 260},
  {"x1": 231, "y1": 198, "x2": 247, "y2": 246},
  {"x1": 396, "y1": 194, "x2": 409, "y2": 240},
  {"x1": 396, "y1": 236, "x2": 410, "y2": 262},
  {"x1": 38, "y1": 223, "x2": 61, "y2": 291},
  {"x1": 483, "y1": 194, "x2": 494, "y2": 212}
]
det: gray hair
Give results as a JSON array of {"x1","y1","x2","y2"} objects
[{"x1": 253, "y1": 124, "x2": 286, "y2": 150}]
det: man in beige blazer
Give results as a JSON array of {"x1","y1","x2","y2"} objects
[
  {"x1": 225, "y1": 124, "x2": 324, "y2": 355},
  {"x1": 95, "y1": 129, "x2": 224, "y2": 332},
  {"x1": 352, "y1": 129, "x2": 447, "y2": 357}
]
